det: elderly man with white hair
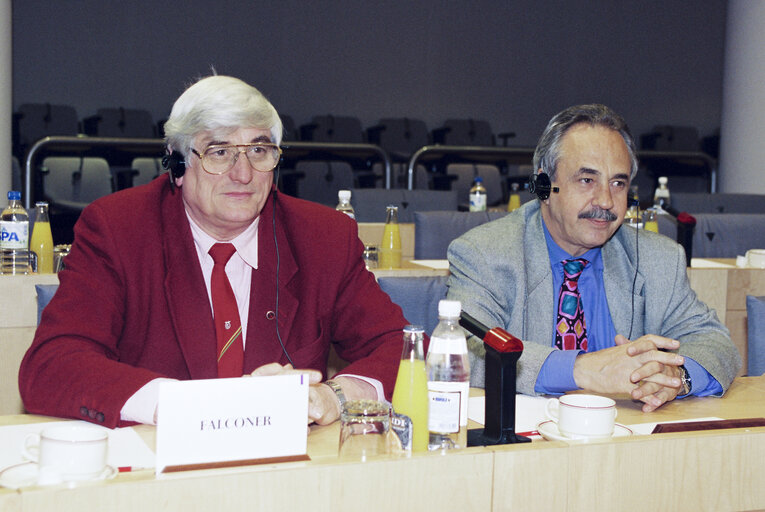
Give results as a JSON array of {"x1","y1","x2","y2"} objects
[{"x1": 20, "y1": 75, "x2": 408, "y2": 428}]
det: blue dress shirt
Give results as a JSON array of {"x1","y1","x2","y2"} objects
[{"x1": 534, "y1": 221, "x2": 722, "y2": 397}]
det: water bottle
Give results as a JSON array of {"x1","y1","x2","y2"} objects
[
  {"x1": 391, "y1": 325, "x2": 429, "y2": 452},
  {"x1": 469, "y1": 177, "x2": 487, "y2": 212},
  {"x1": 335, "y1": 190, "x2": 355, "y2": 219},
  {"x1": 653, "y1": 176, "x2": 671, "y2": 212},
  {"x1": 426, "y1": 300, "x2": 470, "y2": 450},
  {"x1": 0, "y1": 191, "x2": 31, "y2": 275}
]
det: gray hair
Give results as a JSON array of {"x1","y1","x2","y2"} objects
[
  {"x1": 164, "y1": 75, "x2": 283, "y2": 158},
  {"x1": 532, "y1": 104, "x2": 638, "y2": 181}
]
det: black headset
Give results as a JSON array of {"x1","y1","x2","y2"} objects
[
  {"x1": 528, "y1": 171, "x2": 559, "y2": 200},
  {"x1": 161, "y1": 152, "x2": 186, "y2": 180}
]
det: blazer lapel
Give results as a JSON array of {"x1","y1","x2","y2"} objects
[
  {"x1": 603, "y1": 232, "x2": 645, "y2": 339},
  {"x1": 161, "y1": 186, "x2": 218, "y2": 379},
  {"x1": 523, "y1": 206, "x2": 555, "y2": 343}
]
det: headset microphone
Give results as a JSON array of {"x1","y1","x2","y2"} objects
[
  {"x1": 161, "y1": 151, "x2": 186, "y2": 182},
  {"x1": 528, "y1": 172, "x2": 559, "y2": 200}
]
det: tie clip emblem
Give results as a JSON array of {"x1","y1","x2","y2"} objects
[{"x1": 225, "y1": 320, "x2": 232, "y2": 330}]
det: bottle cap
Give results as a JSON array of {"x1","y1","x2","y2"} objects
[
  {"x1": 438, "y1": 299, "x2": 461, "y2": 318},
  {"x1": 658, "y1": 176, "x2": 668, "y2": 185},
  {"x1": 473, "y1": 177, "x2": 483, "y2": 183},
  {"x1": 8, "y1": 191, "x2": 20, "y2": 201},
  {"x1": 338, "y1": 190, "x2": 351, "y2": 201},
  {"x1": 403, "y1": 325, "x2": 425, "y2": 335}
]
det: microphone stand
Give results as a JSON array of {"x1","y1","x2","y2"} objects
[{"x1": 459, "y1": 312, "x2": 530, "y2": 446}]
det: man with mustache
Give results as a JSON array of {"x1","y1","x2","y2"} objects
[{"x1": 447, "y1": 104, "x2": 740, "y2": 411}]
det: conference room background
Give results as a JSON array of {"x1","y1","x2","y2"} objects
[{"x1": 12, "y1": 1, "x2": 726, "y2": 150}]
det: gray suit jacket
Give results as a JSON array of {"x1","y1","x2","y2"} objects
[{"x1": 446, "y1": 201, "x2": 742, "y2": 395}]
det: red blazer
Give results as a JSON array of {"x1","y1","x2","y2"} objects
[{"x1": 19, "y1": 177, "x2": 408, "y2": 427}]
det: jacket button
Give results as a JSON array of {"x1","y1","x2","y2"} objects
[
  {"x1": 266, "y1": 311, "x2": 275, "y2": 320},
  {"x1": 80, "y1": 406, "x2": 89, "y2": 417},
  {"x1": 96, "y1": 412, "x2": 105, "y2": 423},
  {"x1": 88, "y1": 409, "x2": 97, "y2": 419}
]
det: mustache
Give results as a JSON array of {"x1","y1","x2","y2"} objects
[{"x1": 578, "y1": 208, "x2": 618, "y2": 222}]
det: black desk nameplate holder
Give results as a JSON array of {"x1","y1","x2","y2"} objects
[{"x1": 460, "y1": 312, "x2": 531, "y2": 446}]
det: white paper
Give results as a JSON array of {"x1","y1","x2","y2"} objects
[
  {"x1": 410, "y1": 259, "x2": 450, "y2": 270},
  {"x1": 156, "y1": 374, "x2": 308, "y2": 474},
  {"x1": 0, "y1": 420, "x2": 155, "y2": 471},
  {"x1": 690, "y1": 258, "x2": 735, "y2": 268}
]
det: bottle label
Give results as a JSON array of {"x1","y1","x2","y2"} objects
[
  {"x1": 428, "y1": 335, "x2": 468, "y2": 355},
  {"x1": 0, "y1": 221, "x2": 29, "y2": 249},
  {"x1": 427, "y1": 381, "x2": 469, "y2": 433},
  {"x1": 469, "y1": 193, "x2": 487, "y2": 212}
]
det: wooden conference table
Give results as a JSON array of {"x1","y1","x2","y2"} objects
[{"x1": 2, "y1": 376, "x2": 765, "y2": 512}]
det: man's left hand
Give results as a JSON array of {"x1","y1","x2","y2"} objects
[{"x1": 616, "y1": 334, "x2": 683, "y2": 412}]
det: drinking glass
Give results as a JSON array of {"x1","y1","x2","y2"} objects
[{"x1": 338, "y1": 400, "x2": 391, "y2": 461}]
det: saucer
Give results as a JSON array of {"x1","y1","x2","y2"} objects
[
  {"x1": 0, "y1": 462, "x2": 117, "y2": 489},
  {"x1": 536, "y1": 420, "x2": 633, "y2": 442}
]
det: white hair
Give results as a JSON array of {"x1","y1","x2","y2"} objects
[{"x1": 164, "y1": 75, "x2": 283, "y2": 158}]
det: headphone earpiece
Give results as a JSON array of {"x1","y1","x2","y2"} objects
[
  {"x1": 528, "y1": 172, "x2": 559, "y2": 200},
  {"x1": 161, "y1": 152, "x2": 186, "y2": 180}
]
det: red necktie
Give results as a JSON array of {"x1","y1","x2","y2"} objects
[
  {"x1": 209, "y1": 243, "x2": 243, "y2": 377},
  {"x1": 555, "y1": 258, "x2": 589, "y2": 351}
]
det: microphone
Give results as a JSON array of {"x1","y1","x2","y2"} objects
[
  {"x1": 664, "y1": 205, "x2": 697, "y2": 226},
  {"x1": 459, "y1": 312, "x2": 523, "y2": 354},
  {"x1": 458, "y1": 311, "x2": 529, "y2": 446}
]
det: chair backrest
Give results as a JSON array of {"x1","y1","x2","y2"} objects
[
  {"x1": 16, "y1": 103, "x2": 79, "y2": 149},
  {"x1": 130, "y1": 157, "x2": 163, "y2": 187},
  {"x1": 692, "y1": 213, "x2": 765, "y2": 258},
  {"x1": 295, "y1": 161, "x2": 355, "y2": 207},
  {"x1": 414, "y1": 210, "x2": 510, "y2": 259},
  {"x1": 370, "y1": 118, "x2": 429, "y2": 157},
  {"x1": 671, "y1": 193, "x2": 765, "y2": 214},
  {"x1": 378, "y1": 275, "x2": 449, "y2": 335},
  {"x1": 41, "y1": 156, "x2": 113, "y2": 208},
  {"x1": 351, "y1": 189, "x2": 458, "y2": 223},
  {"x1": 89, "y1": 108, "x2": 155, "y2": 138},
  {"x1": 747, "y1": 295, "x2": 765, "y2": 376},
  {"x1": 435, "y1": 119, "x2": 494, "y2": 146},
  {"x1": 302, "y1": 115, "x2": 364, "y2": 143},
  {"x1": 36, "y1": 284, "x2": 59, "y2": 325}
]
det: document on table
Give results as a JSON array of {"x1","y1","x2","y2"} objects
[
  {"x1": 410, "y1": 259, "x2": 450, "y2": 270},
  {"x1": 0, "y1": 420, "x2": 155, "y2": 471}
]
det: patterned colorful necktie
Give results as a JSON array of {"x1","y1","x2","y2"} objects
[
  {"x1": 209, "y1": 243, "x2": 243, "y2": 377},
  {"x1": 555, "y1": 258, "x2": 589, "y2": 351}
]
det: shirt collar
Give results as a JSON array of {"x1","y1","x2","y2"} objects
[
  {"x1": 541, "y1": 218, "x2": 602, "y2": 270},
  {"x1": 186, "y1": 213, "x2": 260, "y2": 269}
]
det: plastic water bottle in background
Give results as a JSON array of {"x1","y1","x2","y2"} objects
[
  {"x1": 469, "y1": 177, "x2": 487, "y2": 212},
  {"x1": 426, "y1": 300, "x2": 470, "y2": 450},
  {"x1": 653, "y1": 176, "x2": 671, "y2": 212},
  {"x1": 391, "y1": 325, "x2": 429, "y2": 452},
  {"x1": 507, "y1": 182, "x2": 521, "y2": 212},
  {"x1": 0, "y1": 191, "x2": 31, "y2": 275},
  {"x1": 336, "y1": 189, "x2": 355, "y2": 219}
]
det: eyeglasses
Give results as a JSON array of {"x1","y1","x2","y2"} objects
[{"x1": 190, "y1": 143, "x2": 282, "y2": 175}]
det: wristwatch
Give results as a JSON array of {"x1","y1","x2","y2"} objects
[
  {"x1": 678, "y1": 365, "x2": 692, "y2": 396},
  {"x1": 324, "y1": 379, "x2": 347, "y2": 414}
]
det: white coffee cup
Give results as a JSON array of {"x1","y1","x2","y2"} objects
[
  {"x1": 22, "y1": 425, "x2": 109, "y2": 484},
  {"x1": 545, "y1": 394, "x2": 617, "y2": 439},
  {"x1": 746, "y1": 249, "x2": 765, "y2": 269}
]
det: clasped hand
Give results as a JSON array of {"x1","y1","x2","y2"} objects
[
  {"x1": 249, "y1": 363, "x2": 342, "y2": 429},
  {"x1": 572, "y1": 334, "x2": 685, "y2": 412}
]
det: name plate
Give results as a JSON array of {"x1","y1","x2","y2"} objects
[{"x1": 156, "y1": 374, "x2": 309, "y2": 474}]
